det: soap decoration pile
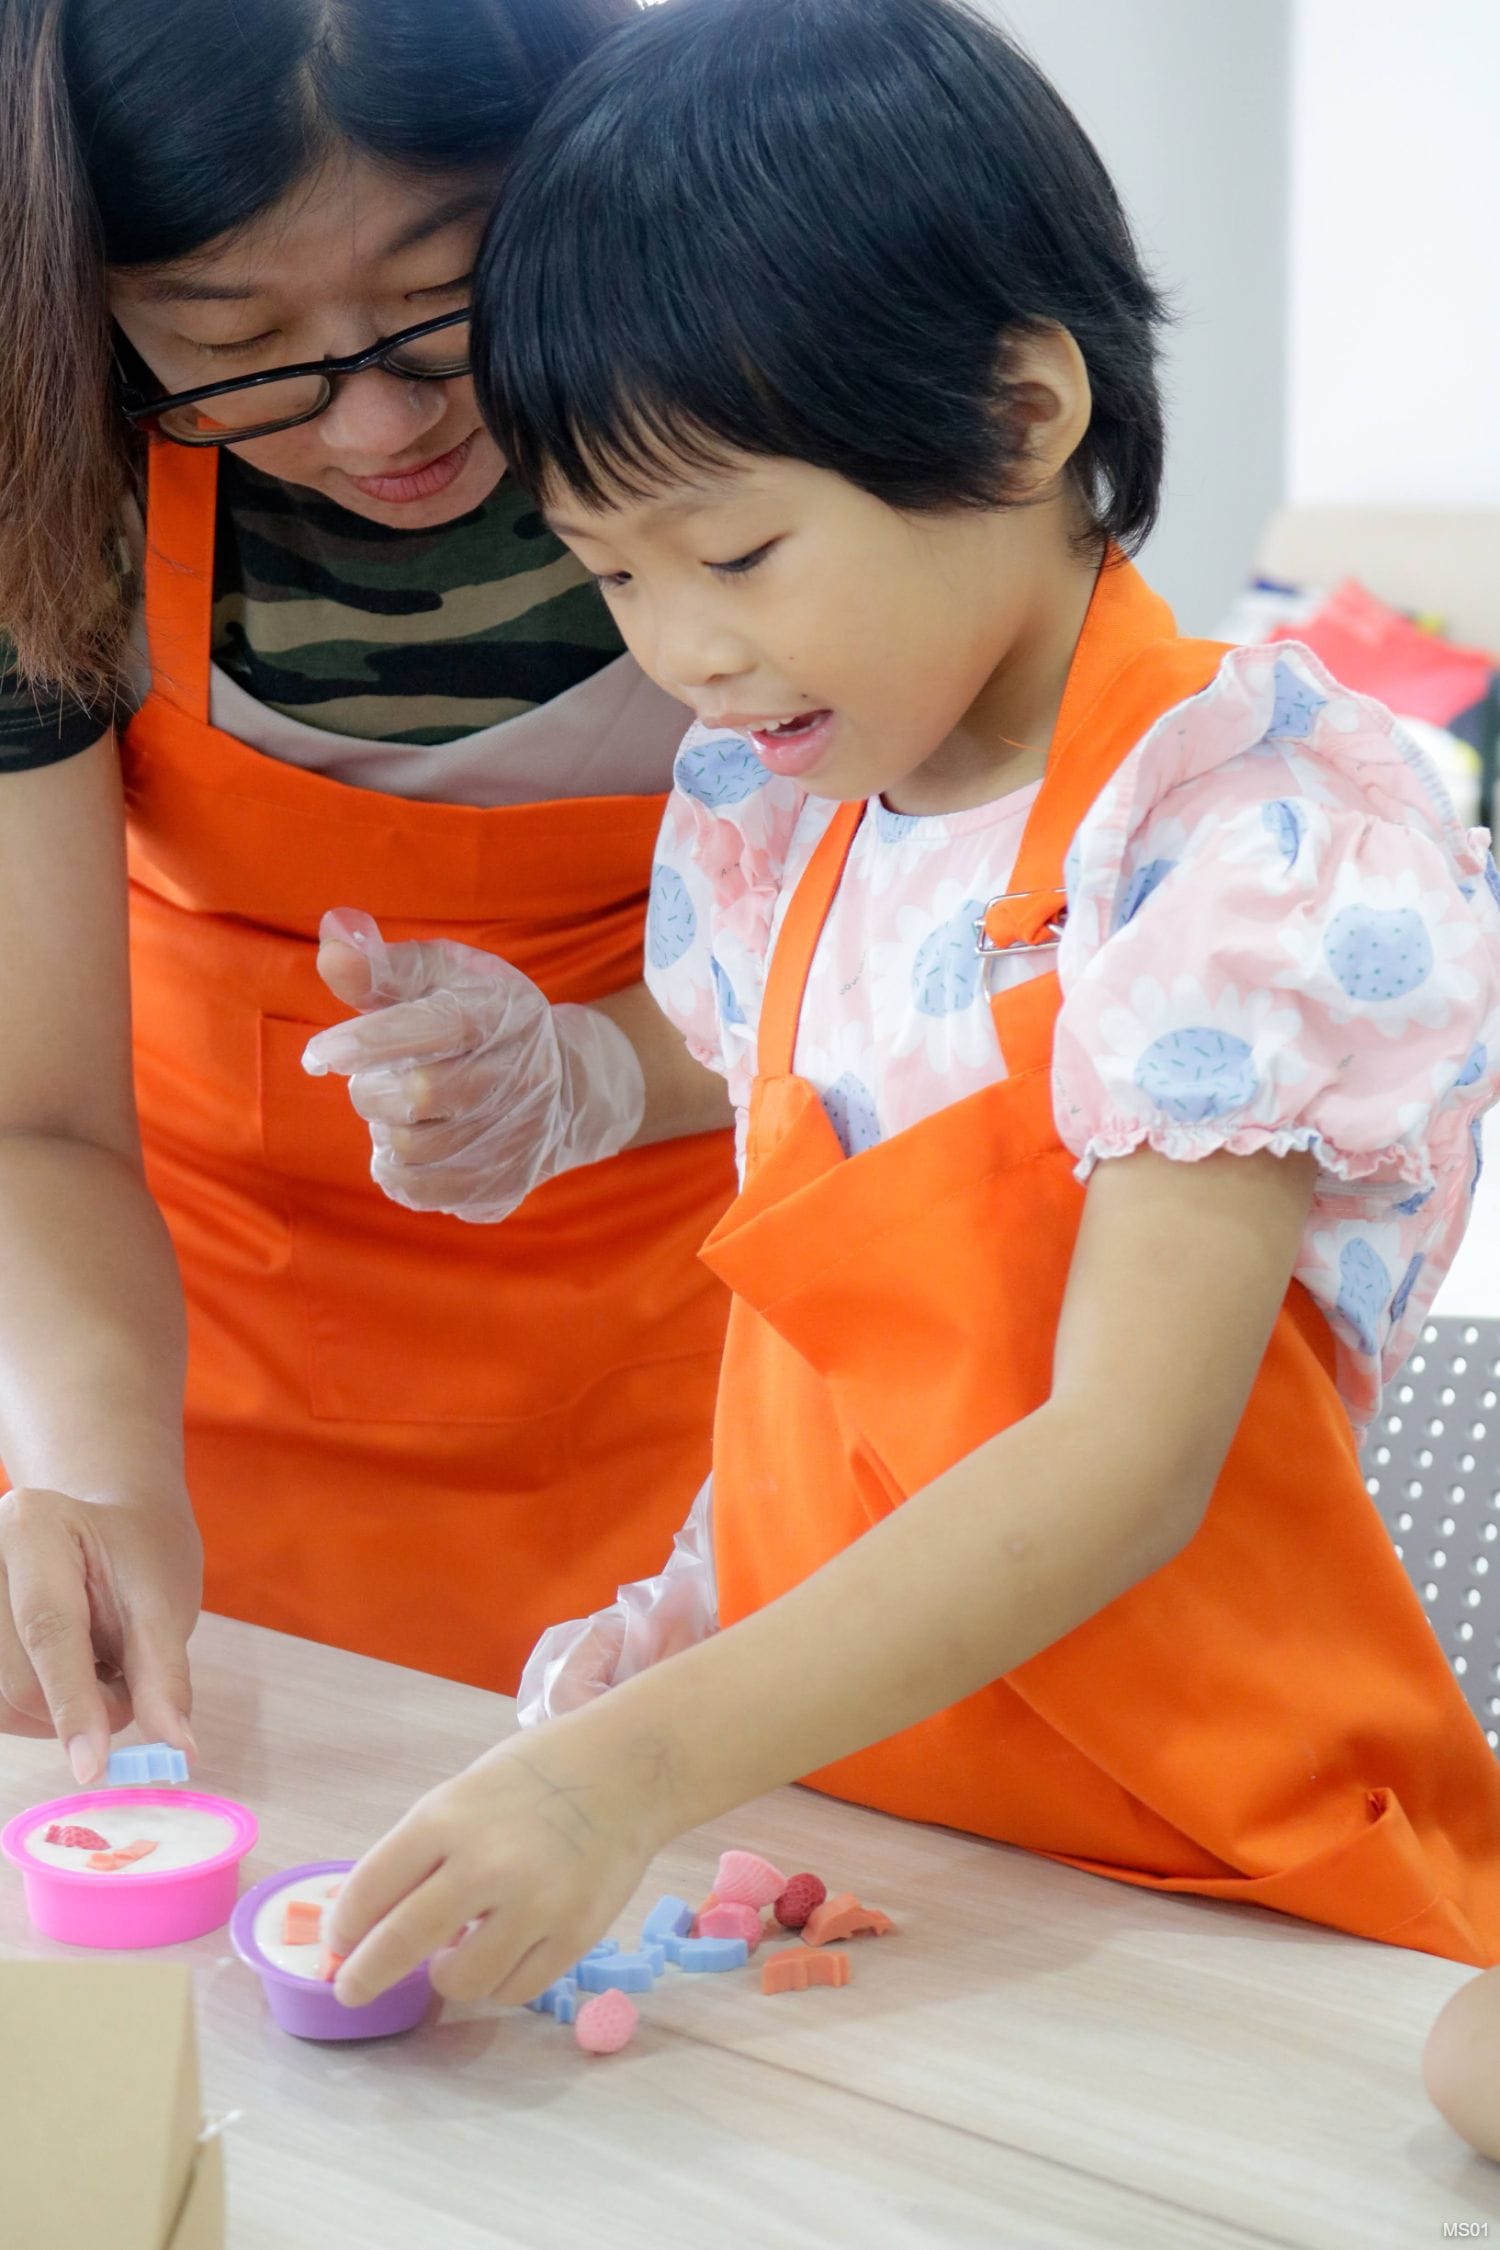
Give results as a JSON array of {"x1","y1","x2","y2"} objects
[{"x1": 524, "y1": 1848, "x2": 896, "y2": 2057}]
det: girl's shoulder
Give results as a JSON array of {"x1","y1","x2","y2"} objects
[{"x1": 1063, "y1": 639, "x2": 1494, "y2": 954}]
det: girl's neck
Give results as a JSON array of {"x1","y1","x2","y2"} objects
[{"x1": 885, "y1": 532, "x2": 1103, "y2": 819}]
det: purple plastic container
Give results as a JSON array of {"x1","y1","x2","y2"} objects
[{"x1": 231, "y1": 1860, "x2": 433, "y2": 2041}]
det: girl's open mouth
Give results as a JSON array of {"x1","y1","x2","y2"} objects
[{"x1": 747, "y1": 709, "x2": 835, "y2": 778}]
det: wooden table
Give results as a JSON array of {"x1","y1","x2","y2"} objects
[{"x1": 3, "y1": 1614, "x2": 1498, "y2": 2249}]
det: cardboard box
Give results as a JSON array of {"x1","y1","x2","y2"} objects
[{"x1": 0, "y1": 1960, "x2": 226, "y2": 2249}]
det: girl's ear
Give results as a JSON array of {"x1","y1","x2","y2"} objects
[{"x1": 994, "y1": 323, "x2": 1093, "y2": 498}]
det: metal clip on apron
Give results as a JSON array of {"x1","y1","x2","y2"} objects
[
  {"x1": 120, "y1": 442, "x2": 734, "y2": 1691},
  {"x1": 705, "y1": 557, "x2": 1500, "y2": 1967}
]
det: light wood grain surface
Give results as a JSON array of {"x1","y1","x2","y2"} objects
[{"x1": 2, "y1": 1613, "x2": 1498, "y2": 2249}]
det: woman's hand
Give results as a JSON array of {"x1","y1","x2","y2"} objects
[
  {"x1": 327, "y1": 1706, "x2": 672, "y2": 2009},
  {"x1": 301, "y1": 910, "x2": 647, "y2": 1223},
  {"x1": 0, "y1": 1486, "x2": 201, "y2": 1781}
]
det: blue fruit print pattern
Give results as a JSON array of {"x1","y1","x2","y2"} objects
[
  {"x1": 1389, "y1": 1253, "x2": 1424, "y2": 1328},
  {"x1": 1393, "y1": 1184, "x2": 1434, "y2": 1218},
  {"x1": 874, "y1": 802, "x2": 920, "y2": 844},
  {"x1": 913, "y1": 897, "x2": 987, "y2": 1017},
  {"x1": 646, "y1": 865, "x2": 697, "y2": 970},
  {"x1": 711, "y1": 956, "x2": 746, "y2": 1029},
  {"x1": 1473, "y1": 1116, "x2": 1486, "y2": 1198},
  {"x1": 676, "y1": 736, "x2": 771, "y2": 808},
  {"x1": 1114, "y1": 857, "x2": 1176, "y2": 931},
  {"x1": 822, "y1": 1072, "x2": 882, "y2": 1158},
  {"x1": 1323, "y1": 905, "x2": 1433, "y2": 1001},
  {"x1": 1486, "y1": 856, "x2": 1500, "y2": 916},
  {"x1": 1265, "y1": 658, "x2": 1326, "y2": 743},
  {"x1": 1261, "y1": 798, "x2": 1305, "y2": 870},
  {"x1": 1335, "y1": 1237, "x2": 1390, "y2": 1357},
  {"x1": 1134, "y1": 1028, "x2": 1258, "y2": 1125},
  {"x1": 1456, "y1": 1042, "x2": 1488, "y2": 1089}
]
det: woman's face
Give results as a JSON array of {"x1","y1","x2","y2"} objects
[{"x1": 109, "y1": 153, "x2": 505, "y2": 528}]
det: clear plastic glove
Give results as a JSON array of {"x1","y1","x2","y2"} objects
[
  {"x1": 515, "y1": 1476, "x2": 718, "y2": 1726},
  {"x1": 300, "y1": 909, "x2": 646, "y2": 1223}
]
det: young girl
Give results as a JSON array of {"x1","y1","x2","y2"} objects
[{"x1": 327, "y1": 0, "x2": 1500, "y2": 2007}]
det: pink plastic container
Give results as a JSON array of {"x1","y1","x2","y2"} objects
[{"x1": 1, "y1": 1788, "x2": 257, "y2": 1948}]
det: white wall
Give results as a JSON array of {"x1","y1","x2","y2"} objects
[
  {"x1": 1288, "y1": 0, "x2": 1500, "y2": 507},
  {"x1": 985, "y1": 0, "x2": 1290, "y2": 633}
]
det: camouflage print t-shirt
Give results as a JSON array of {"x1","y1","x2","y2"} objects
[{"x1": 0, "y1": 452, "x2": 623, "y2": 770}]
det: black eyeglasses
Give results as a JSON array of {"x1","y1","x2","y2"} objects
[{"x1": 116, "y1": 309, "x2": 472, "y2": 447}]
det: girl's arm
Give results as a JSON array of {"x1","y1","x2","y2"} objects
[
  {"x1": 0, "y1": 737, "x2": 201, "y2": 1778},
  {"x1": 330, "y1": 1141, "x2": 1316, "y2": 2005}
]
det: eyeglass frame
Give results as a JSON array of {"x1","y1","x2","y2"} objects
[{"x1": 115, "y1": 307, "x2": 473, "y2": 447}]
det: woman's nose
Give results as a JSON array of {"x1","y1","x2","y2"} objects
[{"x1": 316, "y1": 367, "x2": 448, "y2": 461}]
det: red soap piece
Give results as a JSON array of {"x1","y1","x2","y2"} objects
[
  {"x1": 282, "y1": 1898, "x2": 323, "y2": 1945},
  {"x1": 714, "y1": 1851, "x2": 786, "y2": 1910},
  {"x1": 86, "y1": 1851, "x2": 130, "y2": 1871},
  {"x1": 115, "y1": 1840, "x2": 159, "y2": 1863},
  {"x1": 697, "y1": 1902, "x2": 764, "y2": 1951},
  {"x1": 316, "y1": 1948, "x2": 347, "y2": 1983},
  {"x1": 801, "y1": 1891, "x2": 895, "y2": 1946},
  {"x1": 575, "y1": 1990, "x2": 639, "y2": 2055},
  {"x1": 44, "y1": 1825, "x2": 110, "y2": 1851},
  {"x1": 773, "y1": 1874, "x2": 827, "y2": 1931}
]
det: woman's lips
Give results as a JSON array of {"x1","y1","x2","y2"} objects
[{"x1": 346, "y1": 431, "x2": 479, "y2": 505}]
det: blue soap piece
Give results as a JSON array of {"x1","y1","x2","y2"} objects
[
  {"x1": 525, "y1": 1977, "x2": 578, "y2": 2024},
  {"x1": 576, "y1": 1950, "x2": 658, "y2": 1994},
  {"x1": 641, "y1": 1942, "x2": 667, "y2": 1974},
  {"x1": 584, "y1": 1939, "x2": 620, "y2": 1959},
  {"x1": 675, "y1": 1936, "x2": 749, "y2": 1974},
  {"x1": 106, "y1": 1742, "x2": 189, "y2": 1786},
  {"x1": 641, "y1": 1895, "x2": 694, "y2": 1947}
]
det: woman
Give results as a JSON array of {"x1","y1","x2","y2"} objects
[{"x1": 0, "y1": 0, "x2": 733, "y2": 1784}]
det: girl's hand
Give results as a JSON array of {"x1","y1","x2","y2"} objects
[
  {"x1": 327, "y1": 1709, "x2": 672, "y2": 2009},
  {"x1": 301, "y1": 910, "x2": 646, "y2": 1223},
  {"x1": 0, "y1": 1486, "x2": 201, "y2": 1781}
]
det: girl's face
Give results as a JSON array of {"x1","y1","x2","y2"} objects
[
  {"x1": 109, "y1": 154, "x2": 504, "y2": 529},
  {"x1": 544, "y1": 334, "x2": 1099, "y2": 815}
]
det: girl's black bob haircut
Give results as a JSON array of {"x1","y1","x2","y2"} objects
[{"x1": 474, "y1": 0, "x2": 1168, "y2": 551}]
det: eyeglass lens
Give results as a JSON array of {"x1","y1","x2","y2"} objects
[{"x1": 154, "y1": 317, "x2": 472, "y2": 442}]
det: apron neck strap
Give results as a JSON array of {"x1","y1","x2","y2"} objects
[
  {"x1": 754, "y1": 554, "x2": 1227, "y2": 1085},
  {"x1": 143, "y1": 440, "x2": 220, "y2": 724}
]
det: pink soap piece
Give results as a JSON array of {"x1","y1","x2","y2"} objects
[
  {"x1": 575, "y1": 1990, "x2": 639, "y2": 2056},
  {"x1": 697, "y1": 1902, "x2": 764, "y2": 1951},
  {"x1": 44, "y1": 1824, "x2": 110, "y2": 1851},
  {"x1": 714, "y1": 1851, "x2": 787, "y2": 1911}
]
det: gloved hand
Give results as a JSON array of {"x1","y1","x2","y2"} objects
[
  {"x1": 515, "y1": 1477, "x2": 718, "y2": 1726},
  {"x1": 301, "y1": 909, "x2": 646, "y2": 1223}
]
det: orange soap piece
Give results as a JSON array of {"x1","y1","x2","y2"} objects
[
  {"x1": 800, "y1": 1891, "x2": 895, "y2": 1946},
  {"x1": 761, "y1": 1949, "x2": 851, "y2": 1993},
  {"x1": 316, "y1": 1948, "x2": 347, "y2": 1983},
  {"x1": 86, "y1": 1852, "x2": 130, "y2": 1871},
  {"x1": 282, "y1": 1898, "x2": 323, "y2": 1945},
  {"x1": 115, "y1": 1840, "x2": 159, "y2": 1863}
]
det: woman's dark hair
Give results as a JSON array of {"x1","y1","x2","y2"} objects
[
  {"x1": 0, "y1": 0, "x2": 632, "y2": 706},
  {"x1": 475, "y1": 0, "x2": 1166, "y2": 560}
]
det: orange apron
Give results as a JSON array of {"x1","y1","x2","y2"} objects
[
  {"x1": 706, "y1": 558, "x2": 1500, "y2": 1965},
  {"x1": 121, "y1": 442, "x2": 733, "y2": 1691}
]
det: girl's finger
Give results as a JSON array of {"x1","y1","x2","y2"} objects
[{"x1": 334, "y1": 1867, "x2": 467, "y2": 2008}]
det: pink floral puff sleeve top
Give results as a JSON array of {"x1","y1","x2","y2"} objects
[{"x1": 645, "y1": 644, "x2": 1500, "y2": 1432}]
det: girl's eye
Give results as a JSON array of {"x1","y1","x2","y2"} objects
[
  {"x1": 592, "y1": 571, "x2": 632, "y2": 593},
  {"x1": 708, "y1": 540, "x2": 778, "y2": 579},
  {"x1": 410, "y1": 273, "x2": 473, "y2": 303}
]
